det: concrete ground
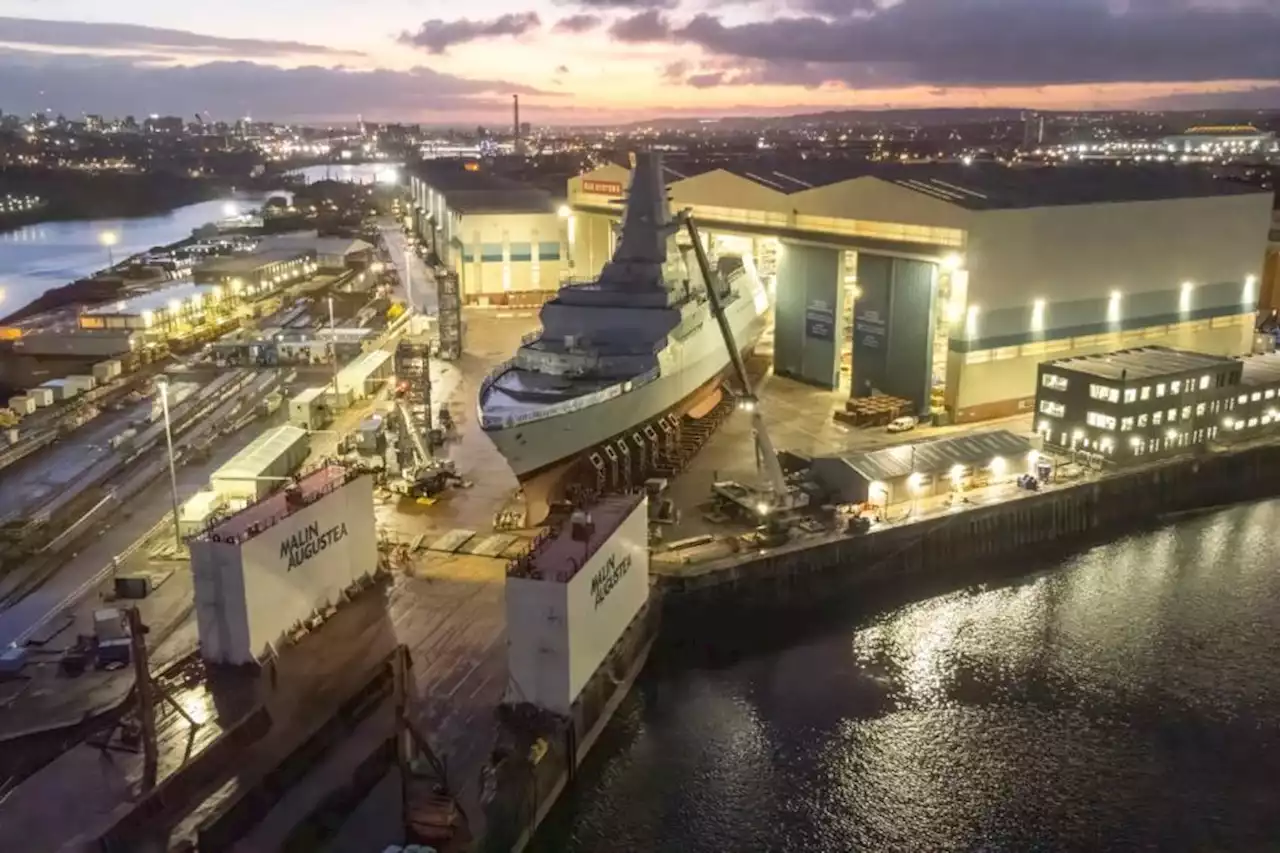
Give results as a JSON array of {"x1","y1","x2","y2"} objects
[{"x1": 659, "y1": 366, "x2": 1036, "y2": 544}]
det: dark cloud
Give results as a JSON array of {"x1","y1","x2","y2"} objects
[
  {"x1": 788, "y1": 0, "x2": 877, "y2": 18},
  {"x1": 608, "y1": 10, "x2": 671, "y2": 42},
  {"x1": 556, "y1": 64, "x2": 571, "y2": 73},
  {"x1": 0, "y1": 16, "x2": 355, "y2": 57},
  {"x1": 559, "y1": 0, "x2": 677, "y2": 8},
  {"x1": 623, "y1": 0, "x2": 1280, "y2": 88},
  {"x1": 0, "y1": 48, "x2": 547, "y2": 121},
  {"x1": 662, "y1": 60, "x2": 689, "y2": 81},
  {"x1": 552, "y1": 14, "x2": 603, "y2": 33},
  {"x1": 399, "y1": 13, "x2": 541, "y2": 55},
  {"x1": 686, "y1": 71, "x2": 727, "y2": 88}
]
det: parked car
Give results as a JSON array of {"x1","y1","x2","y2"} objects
[{"x1": 887, "y1": 415, "x2": 917, "y2": 433}]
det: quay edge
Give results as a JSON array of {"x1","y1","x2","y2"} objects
[{"x1": 653, "y1": 441, "x2": 1280, "y2": 608}]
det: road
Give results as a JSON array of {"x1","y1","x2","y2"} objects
[{"x1": 381, "y1": 222, "x2": 437, "y2": 316}]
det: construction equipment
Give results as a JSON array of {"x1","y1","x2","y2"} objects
[{"x1": 678, "y1": 211, "x2": 807, "y2": 522}]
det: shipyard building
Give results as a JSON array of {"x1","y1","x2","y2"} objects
[
  {"x1": 407, "y1": 162, "x2": 570, "y2": 307},
  {"x1": 567, "y1": 160, "x2": 1272, "y2": 424}
]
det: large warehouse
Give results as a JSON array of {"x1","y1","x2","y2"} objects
[
  {"x1": 408, "y1": 162, "x2": 569, "y2": 306},
  {"x1": 567, "y1": 159, "x2": 1272, "y2": 424}
]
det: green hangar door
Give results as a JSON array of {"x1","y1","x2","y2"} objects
[
  {"x1": 774, "y1": 243, "x2": 844, "y2": 389},
  {"x1": 852, "y1": 254, "x2": 937, "y2": 413}
]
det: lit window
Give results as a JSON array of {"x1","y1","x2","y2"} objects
[
  {"x1": 1196, "y1": 403, "x2": 1206, "y2": 416},
  {"x1": 1167, "y1": 408, "x2": 1177, "y2": 422},
  {"x1": 1153, "y1": 411, "x2": 1163, "y2": 425},
  {"x1": 1199, "y1": 375, "x2": 1211, "y2": 390},
  {"x1": 1086, "y1": 412, "x2": 1117, "y2": 430},
  {"x1": 1120, "y1": 417, "x2": 1134, "y2": 431},
  {"x1": 1089, "y1": 383, "x2": 1116, "y2": 401},
  {"x1": 1041, "y1": 373, "x2": 1069, "y2": 391},
  {"x1": 1138, "y1": 413, "x2": 1149, "y2": 427},
  {"x1": 1181, "y1": 406, "x2": 1192, "y2": 420},
  {"x1": 1171, "y1": 380, "x2": 1182, "y2": 393},
  {"x1": 1248, "y1": 418, "x2": 1259, "y2": 428},
  {"x1": 1123, "y1": 388, "x2": 1137, "y2": 404},
  {"x1": 1156, "y1": 383, "x2": 1167, "y2": 398},
  {"x1": 1252, "y1": 392, "x2": 1262, "y2": 402},
  {"x1": 1239, "y1": 394, "x2": 1248, "y2": 404},
  {"x1": 1039, "y1": 400, "x2": 1065, "y2": 417},
  {"x1": 1141, "y1": 386, "x2": 1151, "y2": 400},
  {"x1": 1267, "y1": 389, "x2": 1276, "y2": 400}
]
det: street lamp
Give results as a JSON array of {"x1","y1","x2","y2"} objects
[
  {"x1": 156, "y1": 377, "x2": 183, "y2": 550},
  {"x1": 99, "y1": 230, "x2": 118, "y2": 267}
]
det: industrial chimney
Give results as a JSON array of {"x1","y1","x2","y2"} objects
[{"x1": 513, "y1": 94, "x2": 522, "y2": 156}]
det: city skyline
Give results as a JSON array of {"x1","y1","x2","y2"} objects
[{"x1": 1, "y1": 0, "x2": 1279, "y2": 124}]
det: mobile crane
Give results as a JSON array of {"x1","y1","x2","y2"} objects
[{"x1": 676, "y1": 210, "x2": 807, "y2": 529}]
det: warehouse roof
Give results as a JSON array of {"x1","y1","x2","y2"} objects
[
  {"x1": 1045, "y1": 346, "x2": 1236, "y2": 382},
  {"x1": 211, "y1": 424, "x2": 309, "y2": 484},
  {"x1": 641, "y1": 155, "x2": 1270, "y2": 209},
  {"x1": 1237, "y1": 351, "x2": 1280, "y2": 387},
  {"x1": 83, "y1": 281, "x2": 217, "y2": 316},
  {"x1": 257, "y1": 233, "x2": 373, "y2": 257},
  {"x1": 413, "y1": 161, "x2": 556, "y2": 214},
  {"x1": 195, "y1": 248, "x2": 313, "y2": 276},
  {"x1": 835, "y1": 429, "x2": 1034, "y2": 483}
]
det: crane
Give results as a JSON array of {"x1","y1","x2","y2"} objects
[{"x1": 677, "y1": 210, "x2": 802, "y2": 517}]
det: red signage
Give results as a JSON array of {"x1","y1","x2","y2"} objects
[{"x1": 581, "y1": 179, "x2": 623, "y2": 196}]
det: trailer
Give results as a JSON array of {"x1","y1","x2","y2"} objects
[{"x1": 92, "y1": 359, "x2": 123, "y2": 383}]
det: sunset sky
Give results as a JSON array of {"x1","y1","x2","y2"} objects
[{"x1": 1, "y1": 0, "x2": 1279, "y2": 124}]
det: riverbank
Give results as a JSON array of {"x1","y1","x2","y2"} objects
[{"x1": 0, "y1": 168, "x2": 225, "y2": 235}]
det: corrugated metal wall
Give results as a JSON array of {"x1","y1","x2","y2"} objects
[
  {"x1": 853, "y1": 255, "x2": 937, "y2": 412},
  {"x1": 775, "y1": 243, "x2": 844, "y2": 388}
]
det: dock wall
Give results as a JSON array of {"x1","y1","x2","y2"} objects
[{"x1": 657, "y1": 441, "x2": 1280, "y2": 608}]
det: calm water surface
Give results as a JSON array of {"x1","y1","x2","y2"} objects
[
  {"x1": 0, "y1": 162, "x2": 398, "y2": 316},
  {"x1": 0, "y1": 194, "x2": 270, "y2": 315},
  {"x1": 532, "y1": 500, "x2": 1280, "y2": 852}
]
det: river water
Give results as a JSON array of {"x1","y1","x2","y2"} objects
[
  {"x1": 0, "y1": 161, "x2": 399, "y2": 318},
  {"x1": 531, "y1": 500, "x2": 1280, "y2": 852}
]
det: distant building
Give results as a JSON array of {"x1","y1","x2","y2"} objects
[
  {"x1": 1159, "y1": 125, "x2": 1276, "y2": 154},
  {"x1": 408, "y1": 161, "x2": 569, "y2": 307},
  {"x1": 569, "y1": 159, "x2": 1272, "y2": 423},
  {"x1": 192, "y1": 248, "x2": 317, "y2": 292}
]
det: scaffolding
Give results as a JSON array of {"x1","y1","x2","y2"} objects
[
  {"x1": 436, "y1": 270, "x2": 463, "y2": 361},
  {"x1": 394, "y1": 338, "x2": 433, "y2": 469}
]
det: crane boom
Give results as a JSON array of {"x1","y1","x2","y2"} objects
[{"x1": 680, "y1": 212, "x2": 790, "y2": 501}]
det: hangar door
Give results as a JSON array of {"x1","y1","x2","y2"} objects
[
  {"x1": 774, "y1": 243, "x2": 844, "y2": 389},
  {"x1": 851, "y1": 255, "x2": 936, "y2": 413}
]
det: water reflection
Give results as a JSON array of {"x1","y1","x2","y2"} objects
[{"x1": 531, "y1": 500, "x2": 1280, "y2": 852}]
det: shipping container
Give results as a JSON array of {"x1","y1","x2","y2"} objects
[
  {"x1": 92, "y1": 359, "x2": 123, "y2": 383},
  {"x1": 179, "y1": 490, "x2": 225, "y2": 537},
  {"x1": 65, "y1": 375, "x2": 97, "y2": 392},
  {"x1": 28, "y1": 387, "x2": 55, "y2": 408},
  {"x1": 210, "y1": 425, "x2": 310, "y2": 502},
  {"x1": 288, "y1": 386, "x2": 330, "y2": 431},
  {"x1": 336, "y1": 349, "x2": 394, "y2": 400},
  {"x1": 8, "y1": 396, "x2": 36, "y2": 416},
  {"x1": 39, "y1": 379, "x2": 79, "y2": 401}
]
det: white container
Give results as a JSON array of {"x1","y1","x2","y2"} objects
[
  {"x1": 210, "y1": 424, "x2": 310, "y2": 502},
  {"x1": 8, "y1": 396, "x2": 36, "y2": 416},
  {"x1": 66, "y1": 374, "x2": 97, "y2": 392},
  {"x1": 39, "y1": 379, "x2": 78, "y2": 401},
  {"x1": 179, "y1": 490, "x2": 225, "y2": 537},
  {"x1": 92, "y1": 359, "x2": 123, "y2": 382},
  {"x1": 28, "y1": 387, "x2": 54, "y2": 407}
]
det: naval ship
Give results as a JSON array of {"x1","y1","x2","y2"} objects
[{"x1": 479, "y1": 152, "x2": 770, "y2": 517}]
